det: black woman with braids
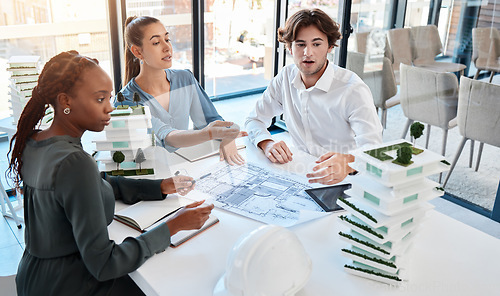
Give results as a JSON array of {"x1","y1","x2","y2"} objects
[{"x1": 7, "y1": 50, "x2": 214, "y2": 296}]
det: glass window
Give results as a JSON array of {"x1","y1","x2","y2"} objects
[
  {"x1": 204, "y1": 0, "x2": 275, "y2": 97},
  {"x1": 0, "y1": 0, "x2": 111, "y2": 120},
  {"x1": 405, "y1": 0, "x2": 431, "y2": 27},
  {"x1": 349, "y1": 0, "x2": 393, "y2": 71}
]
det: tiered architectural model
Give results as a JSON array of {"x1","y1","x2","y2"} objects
[
  {"x1": 7, "y1": 56, "x2": 52, "y2": 125},
  {"x1": 92, "y1": 104, "x2": 156, "y2": 178},
  {"x1": 337, "y1": 139, "x2": 450, "y2": 285}
]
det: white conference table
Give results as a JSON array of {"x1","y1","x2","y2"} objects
[{"x1": 108, "y1": 136, "x2": 500, "y2": 296}]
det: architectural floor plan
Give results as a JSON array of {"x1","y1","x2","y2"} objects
[{"x1": 194, "y1": 162, "x2": 325, "y2": 226}]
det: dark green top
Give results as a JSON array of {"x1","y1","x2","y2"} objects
[{"x1": 16, "y1": 135, "x2": 171, "y2": 296}]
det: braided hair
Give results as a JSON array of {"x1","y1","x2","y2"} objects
[{"x1": 7, "y1": 50, "x2": 99, "y2": 189}]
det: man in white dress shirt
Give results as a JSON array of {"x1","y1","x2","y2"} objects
[{"x1": 245, "y1": 8, "x2": 383, "y2": 185}]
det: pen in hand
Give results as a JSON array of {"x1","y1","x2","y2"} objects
[
  {"x1": 173, "y1": 171, "x2": 212, "y2": 192},
  {"x1": 172, "y1": 170, "x2": 196, "y2": 195}
]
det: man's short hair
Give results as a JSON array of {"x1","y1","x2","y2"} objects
[{"x1": 277, "y1": 8, "x2": 342, "y2": 49}]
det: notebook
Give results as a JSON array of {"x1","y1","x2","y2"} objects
[
  {"x1": 169, "y1": 214, "x2": 219, "y2": 247},
  {"x1": 114, "y1": 197, "x2": 219, "y2": 247},
  {"x1": 114, "y1": 197, "x2": 189, "y2": 232}
]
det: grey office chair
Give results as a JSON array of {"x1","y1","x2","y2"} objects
[
  {"x1": 443, "y1": 77, "x2": 500, "y2": 187},
  {"x1": 346, "y1": 51, "x2": 399, "y2": 129},
  {"x1": 354, "y1": 31, "x2": 370, "y2": 54},
  {"x1": 386, "y1": 28, "x2": 413, "y2": 85},
  {"x1": 410, "y1": 25, "x2": 466, "y2": 75},
  {"x1": 472, "y1": 27, "x2": 500, "y2": 82},
  {"x1": 399, "y1": 64, "x2": 458, "y2": 157}
]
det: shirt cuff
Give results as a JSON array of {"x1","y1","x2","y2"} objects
[
  {"x1": 141, "y1": 222, "x2": 171, "y2": 254},
  {"x1": 253, "y1": 134, "x2": 273, "y2": 148}
]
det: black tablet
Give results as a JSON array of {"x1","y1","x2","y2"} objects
[{"x1": 305, "y1": 183, "x2": 352, "y2": 212}]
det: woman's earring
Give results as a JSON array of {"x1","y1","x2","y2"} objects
[
  {"x1": 64, "y1": 107, "x2": 71, "y2": 115},
  {"x1": 140, "y1": 60, "x2": 144, "y2": 65}
]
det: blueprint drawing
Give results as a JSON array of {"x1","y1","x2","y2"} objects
[{"x1": 194, "y1": 162, "x2": 324, "y2": 226}]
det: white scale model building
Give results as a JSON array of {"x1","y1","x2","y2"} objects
[
  {"x1": 7, "y1": 56, "x2": 52, "y2": 125},
  {"x1": 92, "y1": 104, "x2": 156, "y2": 178},
  {"x1": 337, "y1": 139, "x2": 450, "y2": 285}
]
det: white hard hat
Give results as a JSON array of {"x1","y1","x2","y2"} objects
[{"x1": 213, "y1": 225, "x2": 312, "y2": 296}]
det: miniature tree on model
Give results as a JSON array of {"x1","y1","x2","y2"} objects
[
  {"x1": 116, "y1": 92, "x2": 126, "y2": 107},
  {"x1": 134, "y1": 148, "x2": 147, "y2": 175},
  {"x1": 410, "y1": 122, "x2": 424, "y2": 145},
  {"x1": 394, "y1": 146, "x2": 413, "y2": 166},
  {"x1": 112, "y1": 151, "x2": 125, "y2": 174},
  {"x1": 133, "y1": 92, "x2": 141, "y2": 107}
]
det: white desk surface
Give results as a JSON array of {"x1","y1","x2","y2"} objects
[{"x1": 108, "y1": 136, "x2": 500, "y2": 296}]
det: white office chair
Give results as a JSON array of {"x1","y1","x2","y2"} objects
[
  {"x1": 0, "y1": 178, "x2": 23, "y2": 229},
  {"x1": 399, "y1": 63, "x2": 458, "y2": 157},
  {"x1": 443, "y1": 77, "x2": 500, "y2": 187},
  {"x1": 346, "y1": 51, "x2": 399, "y2": 130}
]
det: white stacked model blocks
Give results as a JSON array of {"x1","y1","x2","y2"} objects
[
  {"x1": 338, "y1": 139, "x2": 450, "y2": 285},
  {"x1": 92, "y1": 105, "x2": 156, "y2": 178},
  {"x1": 7, "y1": 56, "x2": 52, "y2": 125}
]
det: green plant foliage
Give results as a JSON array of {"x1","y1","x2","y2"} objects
[
  {"x1": 342, "y1": 248, "x2": 397, "y2": 268},
  {"x1": 393, "y1": 146, "x2": 413, "y2": 165},
  {"x1": 410, "y1": 122, "x2": 425, "y2": 140},
  {"x1": 112, "y1": 151, "x2": 125, "y2": 170},
  {"x1": 112, "y1": 151, "x2": 125, "y2": 163},
  {"x1": 411, "y1": 147, "x2": 424, "y2": 155},
  {"x1": 338, "y1": 197, "x2": 377, "y2": 223},
  {"x1": 107, "y1": 168, "x2": 154, "y2": 176},
  {"x1": 339, "y1": 215, "x2": 384, "y2": 239},
  {"x1": 111, "y1": 170, "x2": 124, "y2": 176},
  {"x1": 151, "y1": 131, "x2": 156, "y2": 146},
  {"x1": 364, "y1": 142, "x2": 413, "y2": 161},
  {"x1": 344, "y1": 265, "x2": 402, "y2": 282},
  {"x1": 135, "y1": 169, "x2": 149, "y2": 175},
  {"x1": 339, "y1": 232, "x2": 390, "y2": 255}
]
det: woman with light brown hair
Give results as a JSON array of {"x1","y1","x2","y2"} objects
[
  {"x1": 8, "y1": 50, "x2": 213, "y2": 295},
  {"x1": 120, "y1": 16, "x2": 246, "y2": 165}
]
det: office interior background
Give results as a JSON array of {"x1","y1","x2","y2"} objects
[{"x1": 0, "y1": 0, "x2": 499, "y2": 276}]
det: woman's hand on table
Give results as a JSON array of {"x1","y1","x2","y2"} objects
[
  {"x1": 166, "y1": 200, "x2": 214, "y2": 235},
  {"x1": 219, "y1": 139, "x2": 245, "y2": 165}
]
